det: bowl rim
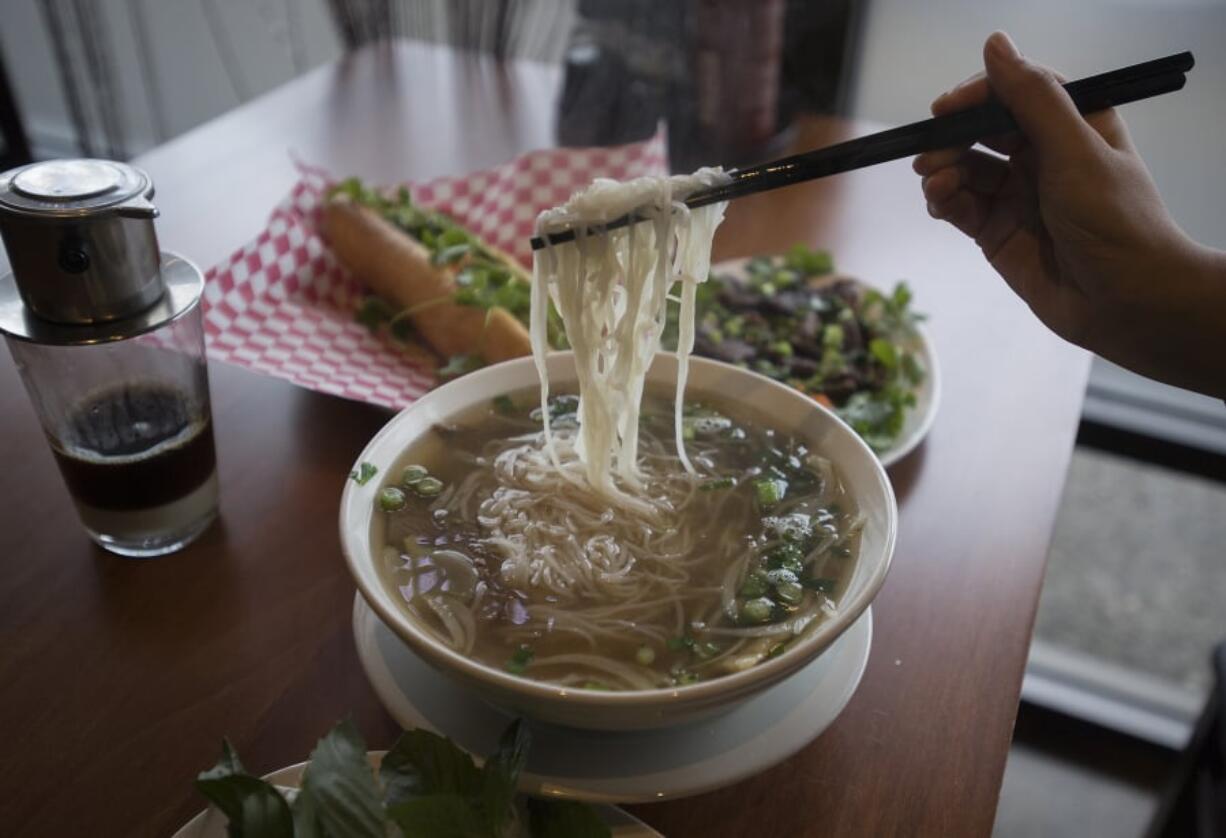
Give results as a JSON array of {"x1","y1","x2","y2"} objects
[{"x1": 339, "y1": 351, "x2": 897, "y2": 706}]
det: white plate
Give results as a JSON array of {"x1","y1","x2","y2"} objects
[
  {"x1": 353, "y1": 593, "x2": 872, "y2": 804},
  {"x1": 709, "y1": 258, "x2": 940, "y2": 468},
  {"x1": 173, "y1": 753, "x2": 661, "y2": 838},
  {"x1": 878, "y1": 321, "x2": 939, "y2": 468}
]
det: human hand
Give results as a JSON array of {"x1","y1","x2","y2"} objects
[{"x1": 914, "y1": 31, "x2": 1226, "y2": 397}]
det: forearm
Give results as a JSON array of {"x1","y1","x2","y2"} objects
[{"x1": 1095, "y1": 237, "x2": 1226, "y2": 399}]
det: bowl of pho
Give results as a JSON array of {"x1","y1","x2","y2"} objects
[{"x1": 340, "y1": 169, "x2": 897, "y2": 730}]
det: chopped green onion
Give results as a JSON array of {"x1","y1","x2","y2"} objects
[
  {"x1": 763, "y1": 512, "x2": 812, "y2": 542},
  {"x1": 581, "y1": 680, "x2": 610, "y2": 691},
  {"x1": 776, "y1": 581, "x2": 804, "y2": 606},
  {"x1": 769, "y1": 340, "x2": 794, "y2": 358},
  {"x1": 400, "y1": 464, "x2": 429, "y2": 486},
  {"x1": 766, "y1": 568, "x2": 799, "y2": 587},
  {"x1": 699, "y1": 476, "x2": 737, "y2": 491},
  {"x1": 753, "y1": 478, "x2": 787, "y2": 507},
  {"x1": 765, "y1": 543, "x2": 804, "y2": 573},
  {"x1": 693, "y1": 641, "x2": 721, "y2": 660},
  {"x1": 766, "y1": 640, "x2": 791, "y2": 659},
  {"x1": 739, "y1": 570, "x2": 770, "y2": 599},
  {"x1": 492, "y1": 395, "x2": 515, "y2": 415},
  {"x1": 349, "y1": 462, "x2": 378, "y2": 486},
  {"x1": 635, "y1": 645, "x2": 656, "y2": 666},
  {"x1": 414, "y1": 477, "x2": 444, "y2": 497},
  {"x1": 506, "y1": 644, "x2": 534, "y2": 674},
  {"x1": 673, "y1": 671, "x2": 701, "y2": 686},
  {"x1": 739, "y1": 597, "x2": 775, "y2": 624},
  {"x1": 667, "y1": 635, "x2": 695, "y2": 652},
  {"x1": 377, "y1": 487, "x2": 407, "y2": 512}
]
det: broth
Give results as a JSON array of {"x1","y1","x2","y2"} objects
[{"x1": 374, "y1": 387, "x2": 860, "y2": 691}]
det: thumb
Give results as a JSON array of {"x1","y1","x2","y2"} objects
[{"x1": 983, "y1": 32, "x2": 1103, "y2": 161}]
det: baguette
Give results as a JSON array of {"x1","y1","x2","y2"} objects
[{"x1": 323, "y1": 196, "x2": 533, "y2": 364}]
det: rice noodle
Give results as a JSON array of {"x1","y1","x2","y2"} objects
[{"x1": 531, "y1": 168, "x2": 729, "y2": 500}]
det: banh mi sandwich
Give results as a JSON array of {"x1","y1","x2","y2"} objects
[{"x1": 323, "y1": 179, "x2": 565, "y2": 377}]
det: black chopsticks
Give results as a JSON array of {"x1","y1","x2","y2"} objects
[{"x1": 530, "y1": 51, "x2": 1194, "y2": 251}]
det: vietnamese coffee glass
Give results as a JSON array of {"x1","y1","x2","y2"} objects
[{"x1": 0, "y1": 159, "x2": 218, "y2": 557}]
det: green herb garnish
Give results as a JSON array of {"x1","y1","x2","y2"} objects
[
  {"x1": 349, "y1": 462, "x2": 378, "y2": 486},
  {"x1": 667, "y1": 635, "x2": 695, "y2": 652},
  {"x1": 401, "y1": 464, "x2": 429, "y2": 486},
  {"x1": 413, "y1": 477, "x2": 444, "y2": 497},
  {"x1": 332, "y1": 177, "x2": 569, "y2": 371},
  {"x1": 195, "y1": 719, "x2": 610, "y2": 838},
  {"x1": 753, "y1": 477, "x2": 787, "y2": 507},
  {"x1": 377, "y1": 487, "x2": 407, "y2": 512},
  {"x1": 739, "y1": 597, "x2": 775, "y2": 624},
  {"x1": 661, "y1": 246, "x2": 925, "y2": 454},
  {"x1": 739, "y1": 569, "x2": 770, "y2": 599},
  {"x1": 506, "y1": 644, "x2": 535, "y2": 675}
]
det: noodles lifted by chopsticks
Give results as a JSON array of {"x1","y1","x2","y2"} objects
[{"x1": 530, "y1": 168, "x2": 729, "y2": 505}]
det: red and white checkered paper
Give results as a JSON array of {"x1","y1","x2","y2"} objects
[{"x1": 202, "y1": 131, "x2": 669, "y2": 410}]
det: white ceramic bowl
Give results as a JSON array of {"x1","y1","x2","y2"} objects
[{"x1": 340, "y1": 352, "x2": 897, "y2": 731}]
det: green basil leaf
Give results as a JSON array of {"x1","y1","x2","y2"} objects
[
  {"x1": 194, "y1": 741, "x2": 294, "y2": 838},
  {"x1": 299, "y1": 720, "x2": 386, "y2": 838},
  {"x1": 479, "y1": 720, "x2": 530, "y2": 831},
  {"x1": 291, "y1": 785, "x2": 324, "y2": 838},
  {"x1": 387, "y1": 793, "x2": 488, "y2": 838},
  {"x1": 527, "y1": 797, "x2": 612, "y2": 838},
  {"x1": 380, "y1": 729, "x2": 482, "y2": 806}
]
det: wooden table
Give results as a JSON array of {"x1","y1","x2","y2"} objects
[{"x1": 0, "y1": 41, "x2": 1089, "y2": 837}]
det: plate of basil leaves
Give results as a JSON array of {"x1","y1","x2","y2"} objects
[{"x1": 174, "y1": 719, "x2": 659, "y2": 838}]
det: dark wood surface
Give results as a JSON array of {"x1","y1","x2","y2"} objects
[{"x1": 0, "y1": 41, "x2": 1090, "y2": 837}]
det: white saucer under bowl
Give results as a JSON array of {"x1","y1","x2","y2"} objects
[{"x1": 353, "y1": 593, "x2": 872, "y2": 803}]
